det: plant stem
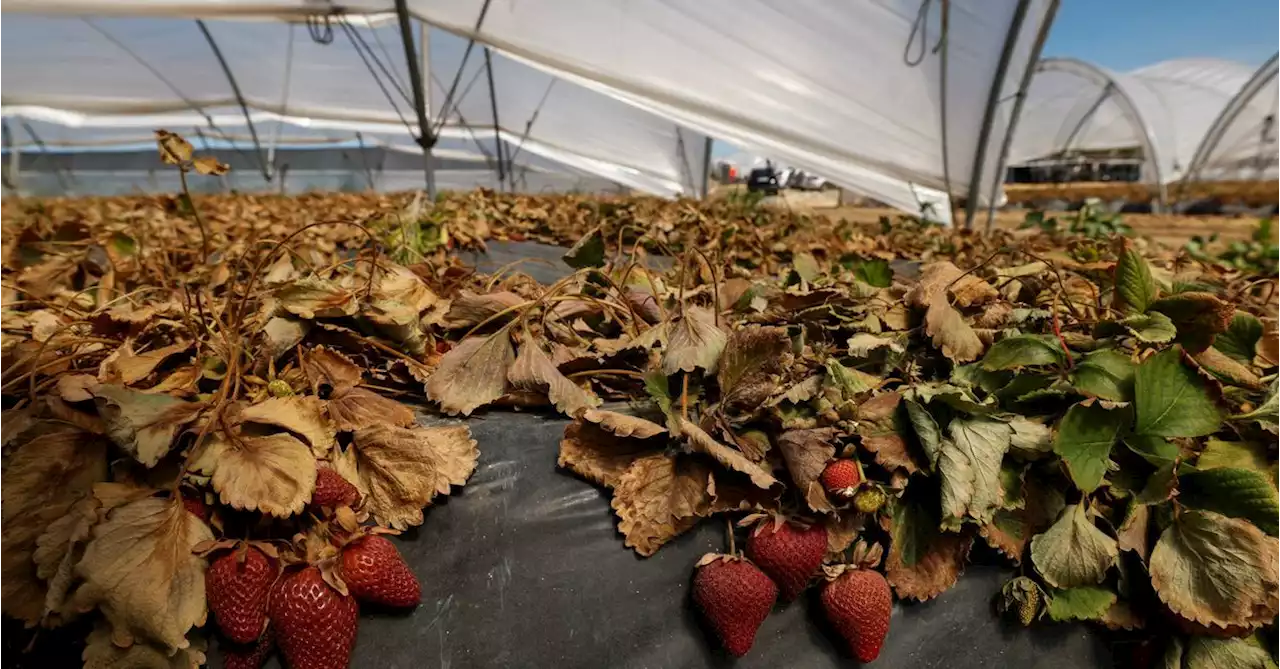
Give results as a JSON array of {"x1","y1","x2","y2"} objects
[{"x1": 178, "y1": 168, "x2": 211, "y2": 263}]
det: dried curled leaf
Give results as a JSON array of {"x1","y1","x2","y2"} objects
[
  {"x1": 191, "y1": 156, "x2": 229, "y2": 176},
  {"x1": 661, "y1": 307, "x2": 727, "y2": 375},
  {"x1": 83, "y1": 619, "x2": 207, "y2": 669},
  {"x1": 92, "y1": 385, "x2": 203, "y2": 468},
  {"x1": 675, "y1": 416, "x2": 777, "y2": 489},
  {"x1": 73, "y1": 496, "x2": 214, "y2": 652},
  {"x1": 886, "y1": 490, "x2": 973, "y2": 601},
  {"x1": 238, "y1": 395, "x2": 336, "y2": 455},
  {"x1": 338, "y1": 424, "x2": 479, "y2": 529},
  {"x1": 508, "y1": 332, "x2": 600, "y2": 416},
  {"x1": 442, "y1": 291, "x2": 523, "y2": 329},
  {"x1": 906, "y1": 261, "x2": 997, "y2": 308},
  {"x1": 558, "y1": 420, "x2": 658, "y2": 489},
  {"x1": 301, "y1": 346, "x2": 363, "y2": 396},
  {"x1": 426, "y1": 330, "x2": 514, "y2": 416},
  {"x1": 611, "y1": 454, "x2": 713, "y2": 556},
  {"x1": 201, "y1": 432, "x2": 317, "y2": 517},
  {"x1": 925, "y1": 295, "x2": 984, "y2": 363},
  {"x1": 776, "y1": 428, "x2": 837, "y2": 513},
  {"x1": 99, "y1": 340, "x2": 191, "y2": 386},
  {"x1": 34, "y1": 496, "x2": 100, "y2": 622},
  {"x1": 327, "y1": 387, "x2": 418, "y2": 433},
  {"x1": 580, "y1": 409, "x2": 668, "y2": 439},
  {"x1": 857, "y1": 391, "x2": 925, "y2": 474},
  {"x1": 716, "y1": 326, "x2": 790, "y2": 415},
  {"x1": 275, "y1": 277, "x2": 359, "y2": 319}
]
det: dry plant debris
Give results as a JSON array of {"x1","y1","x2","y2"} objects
[{"x1": 1, "y1": 131, "x2": 1277, "y2": 668}]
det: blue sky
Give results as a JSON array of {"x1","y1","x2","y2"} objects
[{"x1": 1043, "y1": 0, "x2": 1278, "y2": 71}]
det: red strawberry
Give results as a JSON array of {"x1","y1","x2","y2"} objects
[
  {"x1": 206, "y1": 546, "x2": 275, "y2": 644},
  {"x1": 691, "y1": 554, "x2": 778, "y2": 657},
  {"x1": 744, "y1": 521, "x2": 827, "y2": 600},
  {"x1": 821, "y1": 568, "x2": 892, "y2": 662},
  {"x1": 222, "y1": 625, "x2": 275, "y2": 669},
  {"x1": 312, "y1": 467, "x2": 359, "y2": 509},
  {"x1": 821, "y1": 459, "x2": 861, "y2": 498},
  {"x1": 271, "y1": 566, "x2": 358, "y2": 669},
  {"x1": 341, "y1": 535, "x2": 420, "y2": 607},
  {"x1": 182, "y1": 494, "x2": 209, "y2": 521}
]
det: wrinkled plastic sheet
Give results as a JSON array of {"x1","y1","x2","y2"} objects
[{"x1": 2, "y1": 241, "x2": 1108, "y2": 669}]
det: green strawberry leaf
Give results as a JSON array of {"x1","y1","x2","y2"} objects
[
  {"x1": 1054, "y1": 402, "x2": 1132, "y2": 493},
  {"x1": 1134, "y1": 347, "x2": 1224, "y2": 437},
  {"x1": 1230, "y1": 380, "x2": 1278, "y2": 434},
  {"x1": 1030, "y1": 502, "x2": 1118, "y2": 589},
  {"x1": 904, "y1": 399, "x2": 943, "y2": 471},
  {"x1": 853, "y1": 259, "x2": 893, "y2": 288},
  {"x1": 981, "y1": 335, "x2": 1065, "y2": 371},
  {"x1": 1124, "y1": 435, "x2": 1179, "y2": 467},
  {"x1": 1178, "y1": 467, "x2": 1279, "y2": 535},
  {"x1": 938, "y1": 417, "x2": 1013, "y2": 530},
  {"x1": 1070, "y1": 349, "x2": 1136, "y2": 402},
  {"x1": 1120, "y1": 312, "x2": 1177, "y2": 343},
  {"x1": 1047, "y1": 586, "x2": 1117, "y2": 622},
  {"x1": 1215, "y1": 312, "x2": 1265, "y2": 363},
  {"x1": 1196, "y1": 439, "x2": 1275, "y2": 482},
  {"x1": 1114, "y1": 245, "x2": 1157, "y2": 314}
]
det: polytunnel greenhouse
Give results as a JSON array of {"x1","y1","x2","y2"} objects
[
  {"x1": 2, "y1": 0, "x2": 1064, "y2": 227},
  {"x1": 1006, "y1": 54, "x2": 1279, "y2": 209}
]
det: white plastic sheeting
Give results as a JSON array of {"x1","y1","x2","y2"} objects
[
  {"x1": 1009, "y1": 57, "x2": 1274, "y2": 185},
  {"x1": 0, "y1": 14, "x2": 709, "y2": 198},
  {"x1": 1184, "y1": 54, "x2": 1279, "y2": 182},
  {"x1": 406, "y1": 0, "x2": 1058, "y2": 224},
  {"x1": 3, "y1": 0, "x2": 1061, "y2": 223}
]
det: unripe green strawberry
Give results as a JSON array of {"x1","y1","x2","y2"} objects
[
  {"x1": 821, "y1": 568, "x2": 891, "y2": 662},
  {"x1": 268, "y1": 379, "x2": 294, "y2": 398},
  {"x1": 1018, "y1": 589, "x2": 1039, "y2": 626},
  {"x1": 853, "y1": 487, "x2": 886, "y2": 514}
]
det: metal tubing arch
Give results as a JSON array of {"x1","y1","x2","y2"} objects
[
  {"x1": 1029, "y1": 57, "x2": 1167, "y2": 210},
  {"x1": 1182, "y1": 52, "x2": 1279, "y2": 183}
]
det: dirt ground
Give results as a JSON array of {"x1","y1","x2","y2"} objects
[{"x1": 745, "y1": 188, "x2": 1275, "y2": 248}]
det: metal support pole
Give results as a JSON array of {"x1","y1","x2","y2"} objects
[
  {"x1": 963, "y1": 0, "x2": 1032, "y2": 229},
  {"x1": 3, "y1": 120, "x2": 20, "y2": 192},
  {"x1": 483, "y1": 46, "x2": 507, "y2": 191},
  {"x1": 196, "y1": 20, "x2": 270, "y2": 182},
  {"x1": 700, "y1": 136, "x2": 713, "y2": 200},
  {"x1": 394, "y1": 0, "x2": 437, "y2": 199}
]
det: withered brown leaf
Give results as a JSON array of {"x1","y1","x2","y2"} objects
[
  {"x1": 886, "y1": 530, "x2": 974, "y2": 601},
  {"x1": 92, "y1": 385, "x2": 204, "y2": 468},
  {"x1": 34, "y1": 496, "x2": 99, "y2": 623},
  {"x1": 558, "y1": 420, "x2": 658, "y2": 489},
  {"x1": 611, "y1": 453, "x2": 713, "y2": 556},
  {"x1": 82, "y1": 619, "x2": 207, "y2": 669},
  {"x1": 716, "y1": 326, "x2": 790, "y2": 415},
  {"x1": 337, "y1": 424, "x2": 478, "y2": 529},
  {"x1": 327, "y1": 387, "x2": 418, "y2": 433},
  {"x1": 776, "y1": 428, "x2": 837, "y2": 513},
  {"x1": 237, "y1": 395, "x2": 335, "y2": 456},
  {"x1": 300, "y1": 346, "x2": 363, "y2": 396},
  {"x1": 98, "y1": 340, "x2": 191, "y2": 386},
  {"x1": 661, "y1": 307, "x2": 727, "y2": 376},
  {"x1": 201, "y1": 432, "x2": 316, "y2": 517},
  {"x1": 857, "y1": 392, "x2": 925, "y2": 474},
  {"x1": 508, "y1": 332, "x2": 600, "y2": 416},
  {"x1": 906, "y1": 261, "x2": 997, "y2": 308},
  {"x1": 925, "y1": 295, "x2": 984, "y2": 363},
  {"x1": 580, "y1": 409, "x2": 668, "y2": 439},
  {"x1": 426, "y1": 330, "x2": 515, "y2": 416},
  {"x1": 73, "y1": 496, "x2": 214, "y2": 652},
  {"x1": 275, "y1": 277, "x2": 359, "y2": 320},
  {"x1": 675, "y1": 416, "x2": 778, "y2": 489},
  {"x1": 442, "y1": 291, "x2": 523, "y2": 329}
]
